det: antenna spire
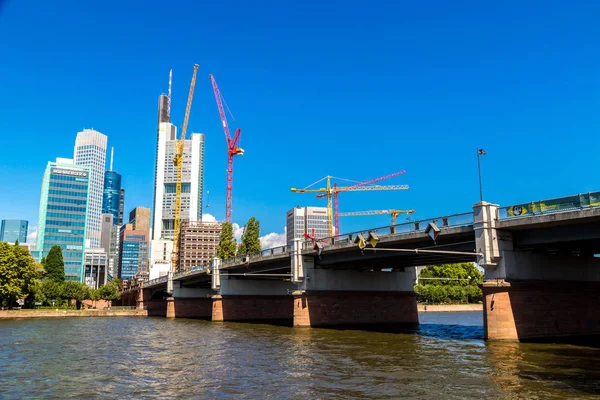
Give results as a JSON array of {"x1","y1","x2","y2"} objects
[
  {"x1": 110, "y1": 146, "x2": 114, "y2": 171},
  {"x1": 167, "y1": 69, "x2": 172, "y2": 122}
]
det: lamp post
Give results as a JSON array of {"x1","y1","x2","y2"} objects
[{"x1": 477, "y1": 148, "x2": 486, "y2": 202}]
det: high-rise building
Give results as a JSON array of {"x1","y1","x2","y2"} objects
[
  {"x1": 0, "y1": 220, "x2": 28, "y2": 243},
  {"x1": 83, "y1": 248, "x2": 108, "y2": 289},
  {"x1": 179, "y1": 221, "x2": 222, "y2": 272},
  {"x1": 36, "y1": 159, "x2": 90, "y2": 281},
  {"x1": 100, "y1": 213, "x2": 119, "y2": 279},
  {"x1": 119, "y1": 188, "x2": 125, "y2": 226},
  {"x1": 118, "y1": 223, "x2": 149, "y2": 281},
  {"x1": 286, "y1": 206, "x2": 329, "y2": 245},
  {"x1": 152, "y1": 120, "x2": 204, "y2": 240},
  {"x1": 129, "y1": 207, "x2": 151, "y2": 233},
  {"x1": 74, "y1": 129, "x2": 107, "y2": 248}
]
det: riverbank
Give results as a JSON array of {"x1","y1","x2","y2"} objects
[
  {"x1": 0, "y1": 309, "x2": 148, "y2": 318},
  {"x1": 418, "y1": 304, "x2": 482, "y2": 312}
]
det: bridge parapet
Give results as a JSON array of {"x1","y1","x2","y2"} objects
[{"x1": 499, "y1": 191, "x2": 600, "y2": 220}]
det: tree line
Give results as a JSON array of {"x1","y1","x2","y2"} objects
[
  {"x1": 216, "y1": 217, "x2": 261, "y2": 260},
  {"x1": 414, "y1": 262, "x2": 483, "y2": 304},
  {"x1": 0, "y1": 243, "x2": 121, "y2": 309}
]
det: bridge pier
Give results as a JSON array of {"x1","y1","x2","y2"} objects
[
  {"x1": 482, "y1": 251, "x2": 600, "y2": 341},
  {"x1": 293, "y1": 264, "x2": 418, "y2": 328},
  {"x1": 211, "y1": 278, "x2": 296, "y2": 323}
]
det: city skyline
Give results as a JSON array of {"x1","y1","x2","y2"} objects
[{"x1": 2, "y1": 1, "x2": 600, "y2": 249}]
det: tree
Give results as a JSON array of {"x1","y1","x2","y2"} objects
[
  {"x1": 238, "y1": 217, "x2": 261, "y2": 254},
  {"x1": 41, "y1": 279, "x2": 63, "y2": 305},
  {"x1": 45, "y1": 245, "x2": 65, "y2": 282},
  {"x1": 0, "y1": 242, "x2": 40, "y2": 308},
  {"x1": 415, "y1": 263, "x2": 483, "y2": 304},
  {"x1": 216, "y1": 222, "x2": 236, "y2": 260},
  {"x1": 99, "y1": 281, "x2": 121, "y2": 307},
  {"x1": 62, "y1": 281, "x2": 90, "y2": 309},
  {"x1": 89, "y1": 288, "x2": 100, "y2": 308}
]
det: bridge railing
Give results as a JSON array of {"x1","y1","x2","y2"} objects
[
  {"x1": 222, "y1": 244, "x2": 292, "y2": 268},
  {"x1": 303, "y1": 212, "x2": 475, "y2": 250},
  {"x1": 173, "y1": 265, "x2": 210, "y2": 279},
  {"x1": 499, "y1": 191, "x2": 600, "y2": 220},
  {"x1": 145, "y1": 275, "x2": 168, "y2": 287}
]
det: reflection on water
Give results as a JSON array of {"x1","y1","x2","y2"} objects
[{"x1": 0, "y1": 313, "x2": 599, "y2": 399}]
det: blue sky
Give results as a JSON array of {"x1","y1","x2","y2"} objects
[{"x1": 1, "y1": 0, "x2": 599, "y2": 245}]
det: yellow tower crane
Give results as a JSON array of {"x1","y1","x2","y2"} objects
[
  {"x1": 171, "y1": 64, "x2": 199, "y2": 272},
  {"x1": 336, "y1": 209, "x2": 416, "y2": 234},
  {"x1": 291, "y1": 172, "x2": 409, "y2": 238}
]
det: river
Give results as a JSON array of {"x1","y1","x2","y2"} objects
[{"x1": 1, "y1": 312, "x2": 600, "y2": 399}]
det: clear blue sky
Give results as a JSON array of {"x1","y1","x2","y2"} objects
[{"x1": 1, "y1": 0, "x2": 599, "y2": 243}]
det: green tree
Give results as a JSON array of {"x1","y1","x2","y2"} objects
[
  {"x1": 62, "y1": 281, "x2": 90, "y2": 309},
  {"x1": 45, "y1": 245, "x2": 65, "y2": 282},
  {"x1": 99, "y1": 281, "x2": 121, "y2": 306},
  {"x1": 216, "y1": 222, "x2": 236, "y2": 260},
  {"x1": 89, "y1": 288, "x2": 100, "y2": 308},
  {"x1": 0, "y1": 243, "x2": 40, "y2": 308},
  {"x1": 415, "y1": 263, "x2": 483, "y2": 304},
  {"x1": 41, "y1": 279, "x2": 63, "y2": 305},
  {"x1": 238, "y1": 217, "x2": 261, "y2": 254}
]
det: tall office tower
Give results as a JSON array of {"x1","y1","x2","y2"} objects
[
  {"x1": 100, "y1": 213, "x2": 119, "y2": 279},
  {"x1": 286, "y1": 206, "x2": 329, "y2": 246},
  {"x1": 74, "y1": 129, "x2": 107, "y2": 248},
  {"x1": 179, "y1": 221, "x2": 222, "y2": 272},
  {"x1": 118, "y1": 223, "x2": 149, "y2": 281},
  {"x1": 118, "y1": 188, "x2": 125, "y2": 226},
  {"x1": 102, "y1": 147, "x2": 123, "y2": 224},
  {"x1": 129, "y1": 207, "x2": 151, "y2": 232},
  {"x1": 151, "y1": 120, "x2": 204, "y2": 241},
  {"x1": 36, "y1": 159, "x2": 90, "y2": 281},
  {"x1": 0, "y1": 220, "x2": 28, "y2": 243}
]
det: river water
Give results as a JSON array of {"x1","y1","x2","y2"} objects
[{"x1": 1, "y1": 312, "x2": 600, "y2": 399}]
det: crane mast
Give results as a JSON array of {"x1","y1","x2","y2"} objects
[
  {"x1": 172, "y1": 64, "x2": 199, "y2": 272},
  {"x1": 210, "y1": 74, "x2": 244, "y2": 223}
]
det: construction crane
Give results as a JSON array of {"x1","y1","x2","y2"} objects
[
  {"x1": 336, "y1": 209, "x2": 416, "y2": 233},
  {"x1": 291, "y1": 171, "x2": 409, "y2": 238},
  {"x1": 210, "y1": 74, "x2": 244, "y2": 223},
  {"x1": 171, "y1": 64, "x2": 199, "y2": 272}
]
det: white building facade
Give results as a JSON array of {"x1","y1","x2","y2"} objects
[
  {"x1": 74, "y1": 129, "x2": 107, "y2": 248},
  {"x1": 152, "y1": 121, "x2": 204, "y2": 241},
  {"x1": 286, "y1": 206, "x2": 329, "y2": 245}
]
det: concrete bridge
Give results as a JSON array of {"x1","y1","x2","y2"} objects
[{"x1": 122, "y1": 191, "x2": 600, "y2": 342}]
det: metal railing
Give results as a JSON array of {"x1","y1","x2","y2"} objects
[
  {"x1": 302, "y1": 212, "x2": 475, "y2": 250},
  {"x1": 222, "y1": 245, "x2": 292, "y2": 268},
  {"x1": 499, "y1": 191, "x2": 600, "y2": 220},
  {"x1": 173, "y1": 265, "x2": 210, "y2": 279},
  {"x1": 145, "y1": 275, "x2": 168, "y2": 287}
]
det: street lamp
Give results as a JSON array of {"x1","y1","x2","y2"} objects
[{"x1": 477, "y1": 148, "x2": 487, "y2": 202}]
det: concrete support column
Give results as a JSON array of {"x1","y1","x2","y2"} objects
[
  {"x1": 137, "y1": 288, "x2": 150, "y2": 310},
  {"x1": 292, "y1": 290, "x2": 418, "y2": 328},
  {"x1": 482, "y1": 251, "x2": 600, "y2": 341},
  {"x1": 210, "y1": 294, "x2": 293, "y2": 322},
  {"x1": 166, "y1": 297, "x2": 175, "y2": 318}
]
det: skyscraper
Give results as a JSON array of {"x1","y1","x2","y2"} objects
[
  {"x1": 102, "y1": 147, "x2": 123, "y2": 225},
  {"x1": 151, "y1": 120, "x2": 204, "y2": 240},
  {"x1": 118, "y1": 223, "x2": 149, "y2": 281},
  {"x1": 0, "y1": 220, "x2": 28, "y2": 243},
  {"x1": 74, "y1": 129, "x2": 107, "y2": 248},
  {"x1": 286, "y1": 206, "x2": 329, "y2": 245},
  {"x1": 36, "y1": 159, "x2": 90, "y2": 281}
]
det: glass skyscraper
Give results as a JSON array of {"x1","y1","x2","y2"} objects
[
  {"x1": 102, "y1": 170, "x2": 122, "y2": 224},
  {"x1": 0, "y1": 220, "x2": 28, "y2": 243},
  {"x1": 118, "y1": 223, "x2": 148, "y2": 281},
  {"x1": 37, "y1": 159, "x2": 90, "y2": 281},
  {"x1": 74, "y1": 129, "x2": 107, "y2": 249}
]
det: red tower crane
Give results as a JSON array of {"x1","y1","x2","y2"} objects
[{"x1": 210, "y1": 74, "x2": 244, "y2": 223}]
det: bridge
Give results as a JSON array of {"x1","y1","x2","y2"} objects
[{"x1": 121, "y1": 191, "x2": 600, "y2": 342}]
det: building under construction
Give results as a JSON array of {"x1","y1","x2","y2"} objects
[{"x1": 178, "y1": 221, "x2": 223, "y2": 272}]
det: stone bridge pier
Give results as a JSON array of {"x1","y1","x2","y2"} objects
[
  {"x1": 291, "y1": 249, "x2": 418, "y2": 328},
  {"x1": 476, "y1": 202, "x2": 600, "y2": 341}
]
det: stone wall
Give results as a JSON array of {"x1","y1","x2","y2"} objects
[
  {"x1": 293, "y1": 291, "x2": 418, "y2": 327},
  {"x1": 212, "y1": 295, "x2": 293, "y2": 322}
]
